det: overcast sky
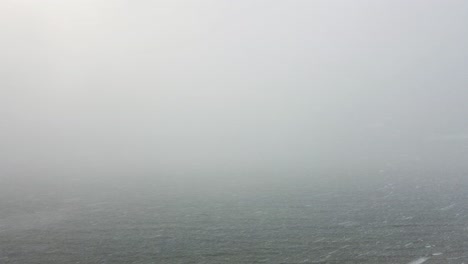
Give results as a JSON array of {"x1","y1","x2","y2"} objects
[{"x1": 2, "y1": 0, "x2": 468, "y2": 180}]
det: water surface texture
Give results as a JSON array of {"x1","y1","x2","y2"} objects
[{"x1": 2, "y1": 175, "x2": 468, "y2": 264}]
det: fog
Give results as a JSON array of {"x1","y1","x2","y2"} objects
[
  {"x1": 2, "y1": 0, "x2": 468, "y2": 183},
  {"x1": 3, "y1": 1, "x2": 468, "y2": 263}
]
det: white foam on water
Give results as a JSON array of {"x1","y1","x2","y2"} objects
[{"x1": 407, "y1": 257, "x2": 430, "y2": 264}]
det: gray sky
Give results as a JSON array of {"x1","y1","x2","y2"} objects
[{"x1": 2, "y1": 0, "x2": 468, "y2": 179}]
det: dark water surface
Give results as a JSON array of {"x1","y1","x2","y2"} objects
[{"x1": 2, "y1": 174, "x2": 468, "y2": 263}]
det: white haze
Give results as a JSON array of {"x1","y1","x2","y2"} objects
[{"x1": 2, "y1": 0, "x2": 468, "y2": 185}]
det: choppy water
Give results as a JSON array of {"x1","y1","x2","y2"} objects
[{"x1": 2, "y1": 175, "x2": 468, "y2": 263}]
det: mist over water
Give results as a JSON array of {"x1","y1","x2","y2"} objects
[{"x1": 2, "y1": 0, "x2": 468, "y2": 263}]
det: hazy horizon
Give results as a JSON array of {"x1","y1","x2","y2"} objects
[
  {"x1": 3, "y1": 1, "x2": 468, "y2": 263},
  {"x1": 2, "y1": 0, "x2": 468, "y2": 183}
]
